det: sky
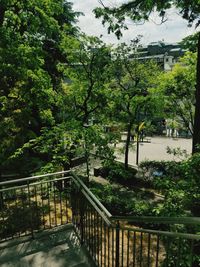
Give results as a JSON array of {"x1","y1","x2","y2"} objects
[{"x1": 71, "y1": 0, "x2": 197, "y2": 46}]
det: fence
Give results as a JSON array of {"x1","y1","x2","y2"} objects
[
  {"x1": 70, "y1": 173, "x2": 200, "y2": 267},
  {"x1": 0, "y1": 171, "x2": 72, "y2": 241},
  {"x1": 0, "y1": 171, "x2": 200, "y2": 266}
]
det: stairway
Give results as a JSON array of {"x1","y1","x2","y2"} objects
[{"x1": 0, "y1": 225, "x2": 95, "y2": 267}]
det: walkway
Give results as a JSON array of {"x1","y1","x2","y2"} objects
[
  {"x1": 0, "y1": 225, "x2": 94, "y2": 267},
  {"x1": 116, "y1": 136, "x2": 192, "y2": 165}
]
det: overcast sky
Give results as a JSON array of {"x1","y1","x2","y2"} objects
[{"x1": 71, "y1": 0, "x2": 197, "y2": 46}]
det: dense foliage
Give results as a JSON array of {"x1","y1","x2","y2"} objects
[
  {"x1": 90, "y1": 181, "x2": 155, "y2": 216},
  {"x1": 0, "y1": 0, "x2": 80, "y2": 175},
  {"x1": 106, "y1": 41, "x2": 162, "y2": 168},
  {"x1": 94, "y1": 0, "x2": 200, "y2": 154},
  {"x1": 0, "y1": 1, "x2": 199, "y2": 195},
  {"x1": 139, "y1": 153, "x2": 200, "y2": 217},
  {"x1": 158, "y1": 52, "x2": 196, "y2": 136}
]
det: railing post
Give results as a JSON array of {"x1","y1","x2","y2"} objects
[
  {"x1": 115, "y1": 220, "x2": 120, "y2": 267},
  {"x1": 79, "y1": 191, "x2": 85, "y2": 245},
  {"x1": 27, "y1": 181, "x2": 34, "y2": 239},
  {"x1": 0, "y1": 190, "x2": 3, "y2": 210}
]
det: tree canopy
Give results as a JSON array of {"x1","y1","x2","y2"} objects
[
  {"x1": 1, "y1": 0, "x2": 199, "y2": 177},
  {"x1": 95, "y1": 0, "x2": 200, "y2": 38},
  {"x1": 0, "y1": 0, "x2": 80, "y2": 175},
  {"x1": 159, "y1": 52, "x2": 196, "y2": 136},
  {"x1": 180, "y1": 32, "x2": 199, "y2": 52},
  {"x1": 95, "y1": 0, "x2": 200, "y2": 154},
  {"x1": 106, "y1": 41, "x2": 161, "y2": 168}
]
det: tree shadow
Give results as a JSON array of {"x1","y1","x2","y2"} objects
[{"x1": 0, "y1": 226, "x2": 88, "y2": 267}]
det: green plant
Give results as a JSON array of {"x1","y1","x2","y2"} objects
[
  {"x1": 139, "y1": 160, "x2": 181, "y2": 182},
  {"x1": 0, "y1": 201, "x2": 43, "y2": 239},
  {"x1": 102, "y1": 160, "x2": 137, "y2": 185},
  {"x1": 90, "y1": 182, "x2": 155, "y2": 216},
  {"x1": 166, "y1": 146, "x2": 189, "y2": 160}
]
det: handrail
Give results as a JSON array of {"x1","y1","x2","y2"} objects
[
  {"x1": 0, "y1": 176, "x2": 71, "y2": 192},
  {"x1": 0, "y1": 170, "x2": 70, "y2": 186},
  {"x1": 70, "y1": 172, "x2": 112, "y2": 219},
  {"x1": 111, "y1": 216, "x2": 200, "y2": 225},
  {"x1": 0, "y1": 171, "x2": 72, "y2": 242},
  {"x1": 81, "y1": 189, "x2": 112, "y2": 226},
  {"x1": 112, "y1": 225, "x2": 200, "y2": 240},
  {"x1": 1, "y1": 171, "x2": 200, "y2": 267},
  {"x1": 1, "y1": 171, "x2": 199, "y2": 228}
]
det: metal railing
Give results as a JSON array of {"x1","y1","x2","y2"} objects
[
  {"x1": 71, "y1": 173, "x2": 114, "y2": 266},
  {"x1": 110, "y1": 216, "x2": 200, "y2": 267},
  {"x1": 70, "y1": 173, "x2": 200, "y2": 267},
  {"x1": 0, "y1": 171, "x2": 200, "y2": 267},
  {"x1": 0, "y1": 171, "x2": 72, "y2": 241}
]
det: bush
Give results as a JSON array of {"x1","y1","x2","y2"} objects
[
  {"x1": 139, "y1": 160, "x2": 182, "y2": 182},
  {"x1": 90, "y1": 182, "x2": 155, "y2": 216},
  {"x1": 0, "y1": 201, "x2": 43, "y2": 239},
  {"x1": 139, "y1": 154, "x2": 200, "y2": 217},
  {"x1": 178, "y1": 153, "x2": 200, "y2": 216},
  {"x1": 100, "y1": 160, "x2": 137, "y2": 186}
]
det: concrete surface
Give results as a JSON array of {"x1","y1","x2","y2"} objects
[
  {"x1": 0, "y1": 225, "x2": 94, "y2": 267},
  {"x1": 115, "y1": 136, "x2": 192, "y2": 165}
]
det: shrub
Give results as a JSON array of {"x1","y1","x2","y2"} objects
[
  {"x1": 139, "y1": 160, "x2": 182, "y2": 182},
  {"x1": 101, "y1": 160, "x2": 137, "y2": 185},
  {"x1": 90, "y1": 182, "x2": 155, "y2": 216},
  {"x1": 0, "y1": 201, "x2": 43, "y2": 239}
]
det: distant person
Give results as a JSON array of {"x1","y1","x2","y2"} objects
[{"x1": 166, "y1": 119, "x2": 179, "y2": 138}]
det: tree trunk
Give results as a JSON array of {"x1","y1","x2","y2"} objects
[
  {"x1": 125, "y1": 122, "x2": 132, "y2": 169},
  {"x1": 192, "y1": 31, "x2": 200, "y2": 154}
]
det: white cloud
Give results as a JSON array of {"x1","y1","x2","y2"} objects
[{"x1": 71, "y1": 0, "x2": 197, "y2": 45}]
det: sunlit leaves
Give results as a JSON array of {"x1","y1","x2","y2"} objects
[
  {"x1": 0, "y1": 0, "x2": 80, "y2": 174},
  {"x1": 159, "y1": 52, "x2": 197, "y2": 134}
]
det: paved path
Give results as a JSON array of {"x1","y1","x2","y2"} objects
[
  {"x1": 115, "y1": 136, "x2": 192, "y2": 165},
  {"x1": 0, "y1": 225, "x2": 94, "y2": 267}
]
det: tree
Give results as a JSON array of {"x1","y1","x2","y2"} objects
[
  {"x1": 94, "y1": 0, "x2": 200, "y2": 154},
  {"x1": 180, "y1": 32, "x2": 199, "y2": 52},
  {"x1": 107, "y1": 42, "x2": 161, "y2": 168},
  {"x1": 62, "y1": 35, "x2": 111, "y2": 125},
  {"x1": 0, "y1": 0, "x2": 80, "y2": 176},
  {"x1": 60, "y1": 35, "x2": 114, "y2": 178},
  {"x1": 160, "y1": 52, "x2": 196, "y2": 137}
]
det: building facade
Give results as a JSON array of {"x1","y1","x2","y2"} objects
[{"x1": 135, "y1": 41, "x2": 186, "y2": 71}]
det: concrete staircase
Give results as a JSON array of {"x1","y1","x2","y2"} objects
[{"x1": 0, "y1": 225, "x2": 95, "y2": 267}]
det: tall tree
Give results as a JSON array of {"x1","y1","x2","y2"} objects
[
  {"x1": 94, "y1": 0, "x2": 200, "y2": 153},
  {"x1": 0, "y1": 0, "x2": 80, "y2": 176},
  {"x1": 159, "y1": 52, "x2": 197, "y2": 137},
  {"x1": 108, "y1": 42, "x2": 161, "y2": 168},
  {"x1": 60, "y1": 35, "x2": 113, "y2": 178},
  {"x1": 62, "y1": 35, "x2": 111, "y2": 126},
  {"x1": 180, "y1": 32, "x2": 199, "y2": 52}
]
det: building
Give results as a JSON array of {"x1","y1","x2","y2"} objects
[{"x1": 134, "y1": 41, "x2": 186, "y2": 71}]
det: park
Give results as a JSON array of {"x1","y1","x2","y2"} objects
[{"x1": 0, "y1": 1, "x2": 200, "y2": 267}]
